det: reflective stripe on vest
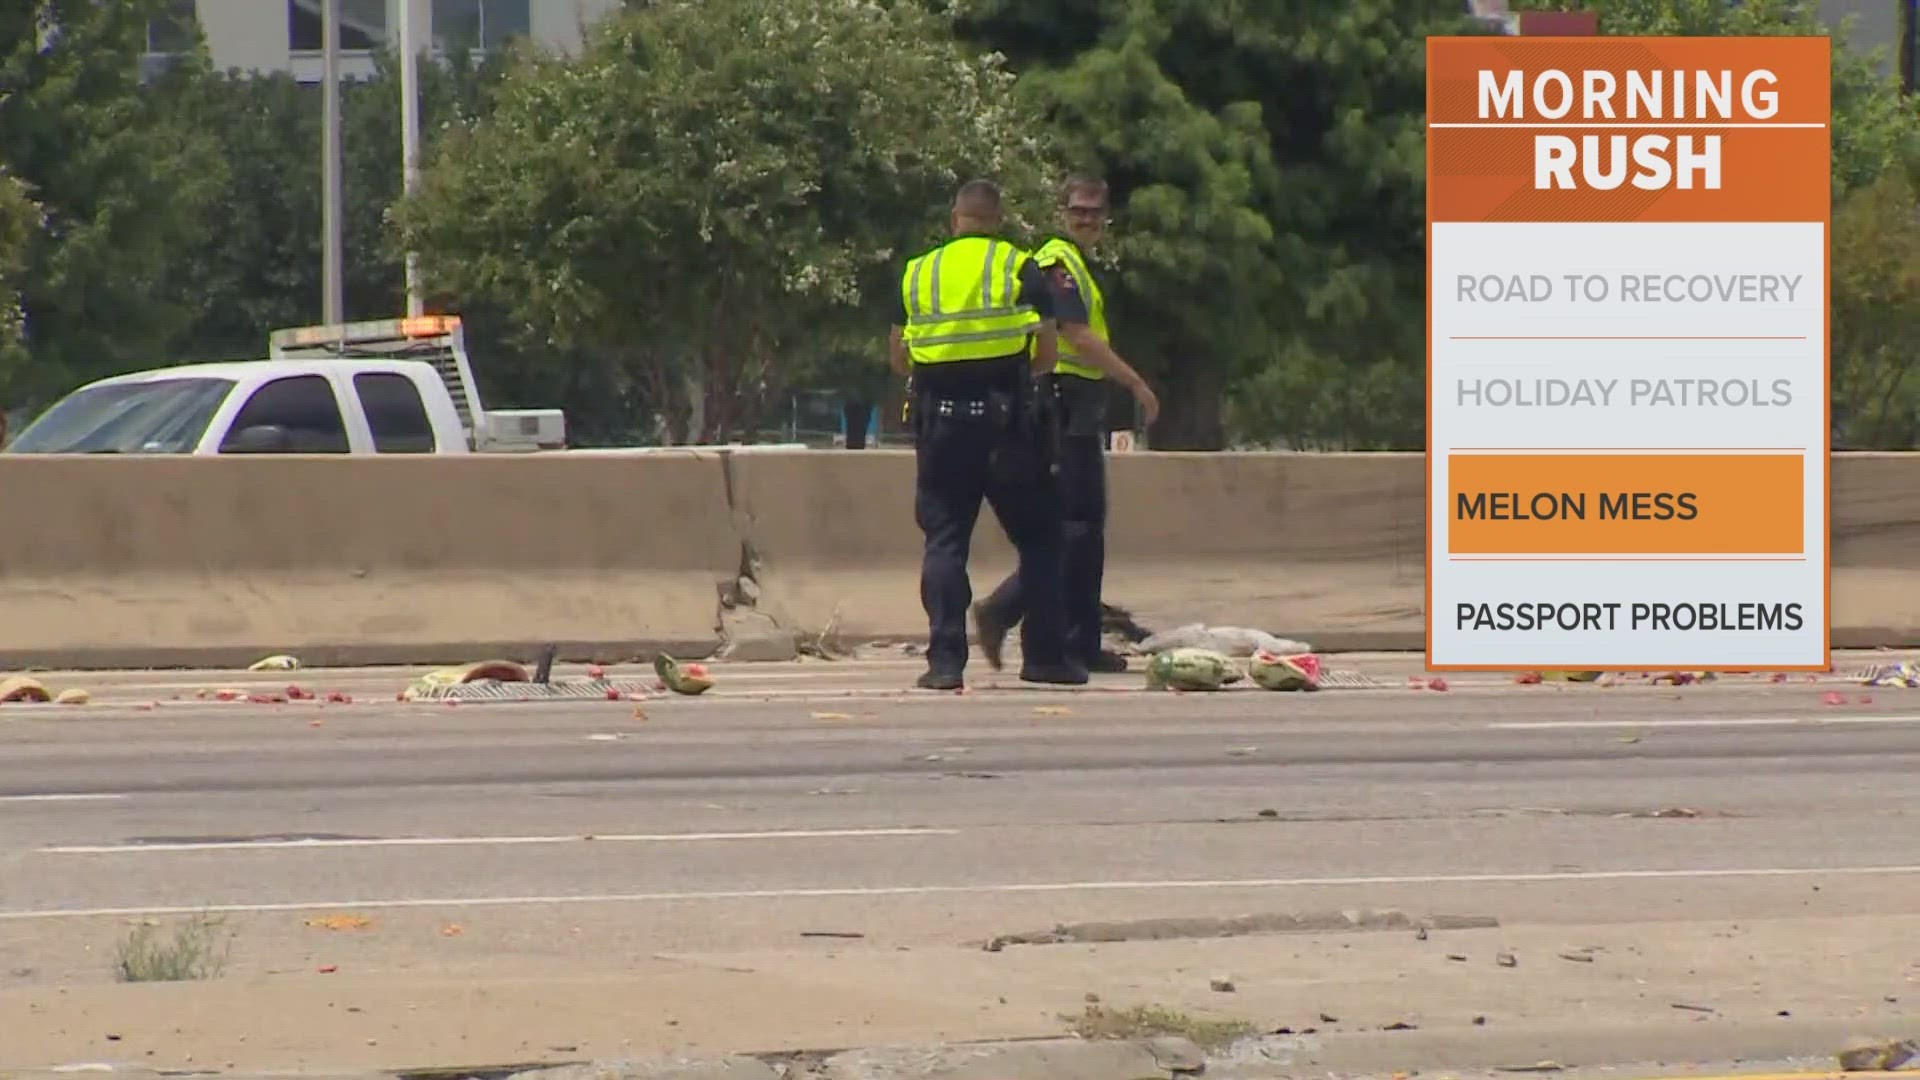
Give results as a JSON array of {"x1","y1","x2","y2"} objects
[
  {"x1": 899, "y1": 236, "x2": 1042, "y2": 364},
  {"x1": 1033, "y1": 237, "x2": 1107, "y2": 381}
]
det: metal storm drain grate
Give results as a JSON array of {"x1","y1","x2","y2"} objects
[
  {"x1": 1311, "y1": 669, "x2": 1387, "y2": 690},
  {"x1": 406, "y1": 678, "x2": 655, "y2": 702}
]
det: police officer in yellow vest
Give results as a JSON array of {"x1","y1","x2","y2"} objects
[
  {"x1": 887, "y1": 179, "x2": 1089, "y2": 690},
  {"x1": 972, "y1": 176, "x2": 1159, "y2": 674}
]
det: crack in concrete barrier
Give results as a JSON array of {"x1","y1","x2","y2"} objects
[{"x1": 714, "y1": 450, "x2": 800, "y2": 663}]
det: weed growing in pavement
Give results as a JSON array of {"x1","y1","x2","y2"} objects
[
  {"x1": 1065, "y1": 1003, "x2": 1257, "y2": 1048},
  {"x1": 113, "y1": 913, "x2": 231, "y2": 982}
]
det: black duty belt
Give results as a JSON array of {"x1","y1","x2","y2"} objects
[{"x1": 925, "y1": 397, "x2": 992, "y2": 420}]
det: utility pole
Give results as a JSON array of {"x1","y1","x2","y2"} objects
[
  {"x1": 399, "y1": 0, "x2": 424, "y2": 316},
  {"x1": 321, "y1": 0, "x2": 345, "y2": 325}
]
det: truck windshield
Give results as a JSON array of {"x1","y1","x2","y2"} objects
[{"x1": 7, "y1": 377, "x2": 237, "y2": 454}]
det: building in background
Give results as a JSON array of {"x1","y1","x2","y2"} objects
[
  {"x1": 1465, "y1": 1, "x2": 1914, "y2": 89},
  {"x1": 1816, "y1": 0, "x2": 1913, "y2": 88},
  {"x1": 145, "y1": 0, "x2": 624, "y2": 82}
]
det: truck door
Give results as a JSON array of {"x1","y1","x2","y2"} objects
[
  {"x1": 352, "y1": 371, "x2": 439, "y2": 453},
  {"x1": 218, "y1": 374, "x2": 352, "y2": 453}
]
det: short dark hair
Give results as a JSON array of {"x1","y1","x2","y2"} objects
[
  {"x1": 954, "y1": 178, "x2": 1003, "y2": 215},
  {"x1": 1061, "y1": 175, "x2": 1109, "y2": 206}
]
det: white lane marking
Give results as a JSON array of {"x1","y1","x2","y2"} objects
[
  {"x1": 5, "y1": 863, "x2": 1918, "y2": 921},
  {"x1": 0, "y1": 793, "x2": 126, "y2": 803},
  {"x1": 1489, "y1": 715, "x2": 1920, "y2": 731},
  {"x1": 36, "y1": 826, "x2": 953, "y2": 855}
]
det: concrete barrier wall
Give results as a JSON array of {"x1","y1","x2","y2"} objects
[
  {"x1": 728, "y1": 451, "x2": 1425, "y2": 651},
  {"x1": 4, "y1": 450, "x2": 1919, "y2": 668},
  {"x1": 0, "y1": 454, "x2": 741, "y2": 668}
]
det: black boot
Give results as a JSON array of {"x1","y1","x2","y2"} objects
[
  {"x1": 915, "y1": 669, "x2": 964, "y2": 691},
  {"x1": 971, "y1": 603, "x2": 1010, "y2": 671},
  {"x1": 1088, "y1": 650, "x2": 1129, "y2": 674},
  {"x1": 1020, "y1": 659, "x2": 1089, "y2": 685}
]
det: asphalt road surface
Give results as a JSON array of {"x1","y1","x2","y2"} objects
[{"x1": 2, "y1": 657, "x2": 1919, "y2": 1075}]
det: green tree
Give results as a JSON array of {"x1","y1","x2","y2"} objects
[
  {"x1": 396, "y1": 0, "x2": 1055, "y2": 444},
  {"x1": 0, "y1": 165, "x2": 36, "y2": 369},
  {"x1": 1511, "y1": 0, "x2": 1920, "y2": 195},
  {"x1": 958, "y1": 0, "x2": 1479, "y2": 450},
  {"x1": 165, "y1": 48, "x2": 508, "y2": 362},
  {"x1": 1515, "y1": 0, "x2": 1920, "y2": 448},
  {"x1": 0, "y1": 0, "x2": 225, "y2": 405},
  {"x1": 1831, "y1": 166, "x2": 1920, "y2": 448}
]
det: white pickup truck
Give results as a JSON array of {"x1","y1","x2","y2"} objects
[{"x1": 4, "y1": 316, "x2": 566, "y2": 455}]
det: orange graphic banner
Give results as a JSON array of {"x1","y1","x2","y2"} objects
[{"x1": 1427, "y1": 36, "x2": 1831, "y2": 223}]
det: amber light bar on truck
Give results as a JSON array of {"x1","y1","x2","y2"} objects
[{"x1": 269, "y1": 315, "x2": 464, "y2": 351}]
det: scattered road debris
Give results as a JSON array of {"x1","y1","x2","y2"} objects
[
  {"x1": 0, "y1": 675, "x2": 51, "y2": 703},
  {"x1": 248, "y1": 654, "x2": 301, "y2": 671},
  {"x1": 655, "y1": 654, "x2": 714, "y2": 695},
  {"x1": 1863, "y1": 662, "x2": 1920, "y2": 688},
  {"x1": 1838, "y1": 1039, "x2": 1918, "y2": 1071},
  {"x1": 1209, "y1": 976, "x2": 1236, "y2": 993},
  {"x1": 1137, "y1": 623, "x2": 1312, "y2": 658},
  {"x1": 1496, "y1": 950, "x2": 1519, "y2": 967},
  {"x1": 305, "y1": 914, "x2": 374, "y2": 931},
  {"x1": 53, "y1": 688, "x2": 89, "y2": 705},
  {"x1": 1146, "y1": 648, "x2": 1236, "y2": 691},
  {"x1": 1248, "y1": 650, "x2": 1322, "y2": 691}
]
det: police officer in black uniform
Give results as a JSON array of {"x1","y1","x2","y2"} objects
[
  {"x1": 971, "y1": 176, "x2": 1159, "y2": 675},
  {"x1": 888, "y1": 179, "x2": 1089, "y2": 691}
]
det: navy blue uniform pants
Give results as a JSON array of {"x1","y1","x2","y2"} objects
[
  {"x1": 979, "y1": 433, "x2": 1107, "y2": 662},
  {"x1": 914, "y1": 395, "x2": 1068, "y2": 675}
]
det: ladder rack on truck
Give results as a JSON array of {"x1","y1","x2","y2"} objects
[{"x1": 268, "y1": 314, "x2": 565, "y2": 451}]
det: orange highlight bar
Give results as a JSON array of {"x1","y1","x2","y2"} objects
[
  {"x1": 1426, "y1": 37, "x2": 1831, "y2": 223},
  {"x1": 1447, "y1": 454, "x2": 1804, "y2": 555}
]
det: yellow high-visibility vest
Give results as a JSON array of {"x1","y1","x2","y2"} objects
[
  {"x1": 1032, "y1": 236, "x2": 1107, "y2": 381},
  {"x1": 899, "y1": 236, "x2": 1043, "y2": 364}
]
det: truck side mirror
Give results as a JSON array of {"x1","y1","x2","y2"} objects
[{"x1": 225, "y1": 424, "x2": 294, "y2": 453}]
